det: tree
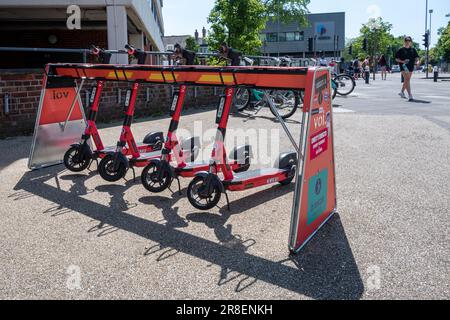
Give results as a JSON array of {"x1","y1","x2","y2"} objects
[
  {"x1": 264, "y1": 0, "x2": 310, "y2": 25},
  {"x1": 436, "y1": 21, "x2": 450, "y2": 62},
  {"x1": 360, "y1": 18, "x2": 392, "y2": 63},
  {"x1": 207, "y1": 0, "x2": 310, "y2": 55},
  {"x1": 207, "y1": 0, "x2": 267, "y2": 55},
  {"x1": 185, "y1": 36, "x2": 200, "y2": 52}
]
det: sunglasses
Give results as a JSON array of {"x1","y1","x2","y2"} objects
[{"x1": 405, "y1": 39, "x2": 412, "y2": 42}]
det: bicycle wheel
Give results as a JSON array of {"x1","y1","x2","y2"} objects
[
  {"x1": 334, "y1": 74, "x2": 355, "y2": 96},
  {"x1": 233, "y1": 88, "x2": 251, "y2": 111},
  {"x1": 268, "y1": 90, "x2": 300, "y2": 119}
]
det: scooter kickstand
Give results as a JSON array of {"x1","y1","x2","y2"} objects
[
  {"x1": 176, "y1": 177, "x2": 182, "y2": 196},
  {"x1": 87, "y1": 159, "x2": 99, "y2": 172},
  {"x1": 87, "y1": 160, "x2": 94, "y2": 172},
  {"x1": 224, "y1": 192, "x2": 231, "y2": 211},
  {"x1": 131, "y1": 167, "x2": 136, "y2": 183}
]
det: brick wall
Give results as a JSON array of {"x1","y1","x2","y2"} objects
[{"x1": 0, "y1": 71, "x2": 220, "y2": 138}]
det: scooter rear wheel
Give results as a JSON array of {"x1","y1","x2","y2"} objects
[
  {"x1": 98, "y1": 154, "x2": 127, "y2": 182},
  {"x1": 187, "y1": 176, "x2": 222, "y2": 211},
  {"x1": 64, "y1": 145, "x2": 90, "y2": 172},
  {"x1": 141, "y1": 162, "x2": 172, "y2": 193}
]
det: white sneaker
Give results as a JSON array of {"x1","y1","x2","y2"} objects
[
  {"x1": 408, "y1": 96, "x2": 414, "y2": 102},
  {"x1": 398, "y1": 92, "x2": 407, "y2": 99}
]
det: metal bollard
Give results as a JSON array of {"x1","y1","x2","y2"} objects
[
  {"x1": 433, "y1": 67, "x2": 439, "y2": 82},
  {"x1": 365, "y1": 71, "x2": 370, "y2": 84}
]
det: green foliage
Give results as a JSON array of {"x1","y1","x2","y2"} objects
[
  {"x1": 359, "y1": 18, "x2": 393, "y2": 57},
  {"x1": 264, "y1": 0, "x2": 310, "y2": 25},
  {"x1": 185, "y1": 36, "x2": 200, "y2": 52},
  {"x1": 436, "y1": 21, "x2": 450, "y2": 62},
  {"x1": 207, "y1": 0, "x2": 310, "y2": 55},
  {"x1": 344, "y1": 18, "x2": 428, "y2": 65},
  {"x1": 207, "y1": 0, "x2": 267, "y2": 55}
]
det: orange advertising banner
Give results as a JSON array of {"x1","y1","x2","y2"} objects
[
  {"x1": 39, "y1": 86, "x2": 84, "y2": 125},
  {"x1": 289, "y1": 68, "x2": 337, "y2": 254}
]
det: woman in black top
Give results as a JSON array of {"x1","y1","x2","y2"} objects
[
  {"x1": 395, "y1": 36, "x2": 420, "y2": 101},
  {"x1": 379, "y1": 55, "x2": 387, "y2": 80}
]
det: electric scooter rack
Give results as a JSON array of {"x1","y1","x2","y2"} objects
[{"x1": 40, "y1": 62, "x2": 338, "y2": 254}]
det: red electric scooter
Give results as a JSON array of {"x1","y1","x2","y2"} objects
[
  {"x1": 140, "y1": 83, "x2": 251, "y2": 195},
  {"x1": 63, "y1": 45, "x2": 164, "y2": 173},
  {"x1": 186, "y1": 87, "x2": 298, "y2": 211},
  {"x1": 98, "y1": 46, "x2": 200, "y2": 182}
]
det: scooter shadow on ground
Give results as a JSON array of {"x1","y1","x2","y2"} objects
[{"x1": 13, "y1": 167, "x2": 363, "y2": 300}]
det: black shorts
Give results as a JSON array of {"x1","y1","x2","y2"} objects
[{"x1": 401, "y1": 65, "x2": 414, "y2": 72}]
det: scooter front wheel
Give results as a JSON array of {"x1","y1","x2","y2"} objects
[
  {"x1": 98, "y1": 154, "x2": 127, "y2": 182},
  {"x1": 141, "y1": 162, "x2": 172, "y2": 193},
  {"x1": 187, "y1": 176, "x2": 222, "y2": 211},
  {"x1": 64, "y1": 145, "x2": 90, "y2": 172}
]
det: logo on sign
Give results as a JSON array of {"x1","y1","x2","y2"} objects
[
  {"x1": 52, "y1": 91, "x2": 69, "y2": 100},
  {"x1": 317, "y1": 24, "x2": 327, "y2": 36},
  {"x1": 314, "y1": 114, "x2": 326, "y2": 129}
]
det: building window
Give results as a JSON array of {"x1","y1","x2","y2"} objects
[
  {"x1": 286, "y1": 31, "x2": 304, "y2": 41},
  {"x1": 266, "y1": 33, "x2": 278, "y2": 42},
  {"x1": 263, "y1": 31, "x2": 304, "y2": 43},
  {"x1": 167, "y1": 44, "x2": 174, "y2": 51}
]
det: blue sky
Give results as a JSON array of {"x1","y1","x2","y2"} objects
[{"x1": 163, "y1": 0, "x2": 450, "y2": 48}]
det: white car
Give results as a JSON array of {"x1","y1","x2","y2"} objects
[{"x1": 391, "y1": 65, "x2": 401, "y2": 73}]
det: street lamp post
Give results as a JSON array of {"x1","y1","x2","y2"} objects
[
  {"x1": 429, "y1": 9, "x2": 433, "y2": 46},
  {"x1": 425, "y1": 0, "x2": 429, "y2": 78}
]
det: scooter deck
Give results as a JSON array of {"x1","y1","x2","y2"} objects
[
  {"x1": 178, "y1": 161, "x2": 209, "y2": 170},
  {"x1": 226, "y1": 168, "x2": 289, "y2": 191},
  {"x1": 100, "y1": 142, "x2": 151, "y2": 153},
  {"x1": 232, "y1": 168, "x2": 285, "y2": 182},
  {"x1": 135, "y1": 150, "x2": 162, "y2": 161},
  {"x1": 176, "y1": 160, "x2": 246, "y2": 177}
]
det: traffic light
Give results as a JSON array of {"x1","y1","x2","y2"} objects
[
  {"x1": 308, "y1": 38, "x2": 314, "y2": 52},
  {"x1": 363, "y1": 38, "x2": 368, "y2": 52},
  {"x1": 348, "y1": 44, "x2": 353, "y2": 56},
  {"x1": 423, "y1": 32, "x2": 430, "y2": 48}
]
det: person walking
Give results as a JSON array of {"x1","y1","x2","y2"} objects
[
  {"x1": 218, "y1": 42, "x2": 242, "y2": 66},
  {"x1": 379, "y1": 55, "x2": 388, "y2": 80},
  {"x1": 395, "y1": 36, "x2": 420, "y2": 101}
]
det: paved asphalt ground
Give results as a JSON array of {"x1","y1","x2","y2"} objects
[{"x1": 0, "y1": 73, "x2": 449, "y2": 300}]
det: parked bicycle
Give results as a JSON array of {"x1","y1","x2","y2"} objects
[
  {"x1": 232, "y1": 56, "x2": 303, "y2": 120},
  {"x1": 310, "y1": 58, "x2": 356, "y2": 98}
]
